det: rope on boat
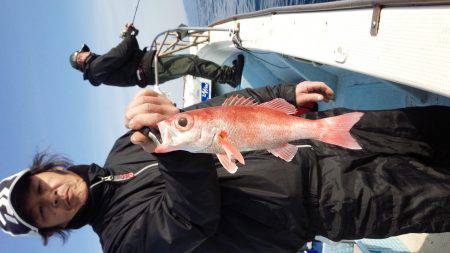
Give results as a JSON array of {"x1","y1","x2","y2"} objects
[{"x1": 231, "y1": 34, "x2": 289, "y2": 69}]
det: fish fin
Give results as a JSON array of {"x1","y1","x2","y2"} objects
[
  {"x1": 267, "y1": 143, "x2": 298, "y2": 162},
  {"x1": 218, "y1": 131, "x2": 245, "y2": 165},
  {"x1": 216, "y1": 153, "x2": 238, "y2": 174},
  {"x1": 222, "y1": 95, "x2": 257, "y2": 106},
  {"x1": 258, "y1": 98, "x2": 297, "y2": 115},
  {"x1": 317, "y1": 112, "x2": 364, "y2": 150}
]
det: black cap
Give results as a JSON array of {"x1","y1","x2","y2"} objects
[{"x1": 69, "y1": 44, "x2": 90, "y2": 71}]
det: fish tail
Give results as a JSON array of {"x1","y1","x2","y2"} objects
[{"x1": 316, "y1": 112, "x2": 364, "y2": 149}]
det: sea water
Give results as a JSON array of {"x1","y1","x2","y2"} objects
[{"x1": 183, "y1": 0, "x2": 336, "y2": 26}]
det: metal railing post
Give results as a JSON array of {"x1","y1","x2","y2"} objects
[{"x1": 149, "y1": 26, "x2": 238, "y2": 93}]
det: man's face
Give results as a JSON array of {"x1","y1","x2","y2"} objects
[
  {"x1": 23, "y1": 169, "x2": 88, "y2": 229},
  {"x1": 76, "y1": 51, "x2": 91, "y2": 68}
]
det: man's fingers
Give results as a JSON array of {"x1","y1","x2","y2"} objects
[
  {"x1": 130, "y1": 132, "x2": 157, "y2": 153},
  {"x1": 130, "y1": 131, "x2": 148, "y2": 144},
  {"x1": 125, "y1": 94, "x2": 160, "y2": 126},
  {"x1": 317, "y1": 83, "x2": 334, "y2": 99},
  {"x1": 304, "y1": 81, "x2": 331, "y2": 93},
  {"x1": 127, "y1": 113, "x2": 168, "y2": 130},
  {"x1": 297, "y1": 93, "x2": 324, "y2": 106},
  {"x1": 126, "y1": 90, "x2": 164, "y2": 112},
  {"x1": 297, "y1": 81, "x2": 334, "y2": 100},
  {"x1": 125, "y1": 97, "x2": 163, "y2": 120},
  {"x1": 125, "y1": 103, "x2": 178, "y2": 124},
  {"x1": 124, "y1": 89, "x2": 179, "y2": 128}
]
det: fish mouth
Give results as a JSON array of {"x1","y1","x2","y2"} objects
[
  {"x1": 154, "y1": 144, "x2": 178, "y2": 153},
  {"x1": 154, "y1": 132, "x2": 179, "y2": 153},
  {"x1": 154, "y1": 122, "x2": 178, "y2": 153},
  {"x1": 140, "y1": 127, "x2": 162, "y2": 146}
]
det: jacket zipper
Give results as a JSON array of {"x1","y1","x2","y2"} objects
[{"x1": 90, "y1": 162, "x2": 158, "y2": 189}]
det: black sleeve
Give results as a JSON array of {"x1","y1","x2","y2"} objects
[
  {"x1": 104, "y1": 131, "x2": 158, "y2": 170},
  {"x1": 88, "y1": 35, "x2": 140, "y2": 83},
  {"x1": 151, "y1": 151, "x2": 220, "y2": 251},
  {"x1": 183, "y1": 83, "x2": 297, "y2": 111}
]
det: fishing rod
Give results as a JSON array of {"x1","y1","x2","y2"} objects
[
  {"x1": 120, "y1": 0, "x2": 142, "y2": 38},
  {"x1": 117, "y1": 0, "x2": 165, "y2": 141},
  {"x1": 118, "y1": 0, "x2": 170, "y2": 94},
  {"x1": 121, "y1": 0, "x2": 164, "y2": 96},
  {"x1": 131, "y1": 0, "x2": 141, "y2": 24}
]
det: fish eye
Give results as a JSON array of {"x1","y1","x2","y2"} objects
[
  {"x1": 174, "y1": 114, "x2": 193, "y2": 131},
  {"x1": 177, "y1": 117, "x2": 188, "y2": 127}
]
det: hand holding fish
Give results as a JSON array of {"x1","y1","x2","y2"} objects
[
  {"x1": 295, "y1": 81, "x2": 334, "y2": 106},
  {"x1": 125, "y1": 89, "x2": 180, "y2": 152}
]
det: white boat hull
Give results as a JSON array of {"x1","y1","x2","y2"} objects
[{"x1": 190, "y1": 3, "x2": 450, "y2": 98}]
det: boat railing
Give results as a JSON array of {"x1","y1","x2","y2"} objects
[{"x1": 149, "y1": 26, "x2": 239, "y2": 92}]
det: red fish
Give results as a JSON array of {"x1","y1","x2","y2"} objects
[{"x1": 155, "y1": 95, "x2": 363, "y2": 173}]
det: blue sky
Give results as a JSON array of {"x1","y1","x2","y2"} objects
[{"x1": 0, "y1": 0, "x2": 186, "y2": 252}]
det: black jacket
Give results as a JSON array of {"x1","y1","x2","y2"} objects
[
  {"x1": 78, "y1": 84, "x2": 315, "y2": 253},
  {"x1": 83, "y1": 34, "x2": 155, "y2": 87},
  {"x1": 75, "y1": 84, "x2": 450, "y2": 252}
]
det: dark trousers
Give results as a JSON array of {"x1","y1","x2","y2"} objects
[
  {"x1": 156, "y1": 54, "x2": 229, "y2": 84},
  {"x1": 303, "y1": 106, "x2": 450, "y2": 241}
]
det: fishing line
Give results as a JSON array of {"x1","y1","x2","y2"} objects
[
  {"x1": 240, "y1": 48, "x2": 290, "y2": 69},
  {"x1": 119, "y1": 0, "x2": 142, "y2": 38},
  {"x1": 233, "y1": 39, "x2": 289, "y2": 69}
]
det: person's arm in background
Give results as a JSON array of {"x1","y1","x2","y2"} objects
[
  {"x1": 89, "y1": 23, "x2": 141, "y2": 82},
  {"x1": 185, "y1": 81, "x2": 334, "y2": 111}
]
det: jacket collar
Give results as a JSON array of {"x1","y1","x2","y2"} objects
[
  {"x1": 82, "y1": 53, "x2": 98, "y2": 81},
  {"x1": 65, "y1": 164, "x2": 109, "y2": 230}
]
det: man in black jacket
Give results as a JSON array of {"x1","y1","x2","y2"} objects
[
  {"x1": 2, "y1": 82, "x2": 450, "y2": 252},
  {"x1": 69, "y1": 24, "x2": 245, "y2": 88}
]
